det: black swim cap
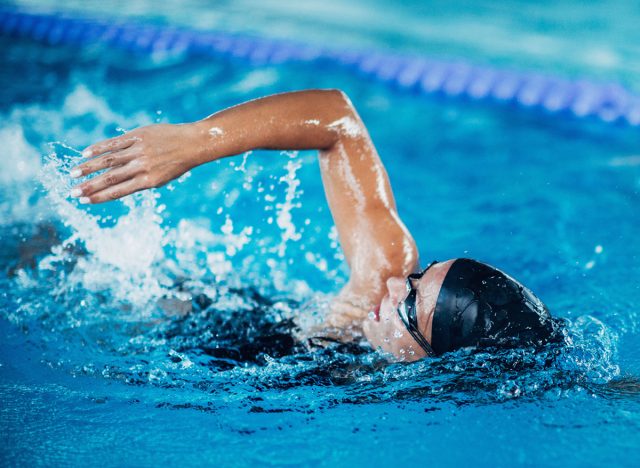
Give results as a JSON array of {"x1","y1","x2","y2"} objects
[{"x1": 430, "y1": 259, "x2": 561, "y2": 355}]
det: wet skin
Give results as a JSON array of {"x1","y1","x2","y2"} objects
[
  {"x1": 72, "y1": 89, "x2": 439, "y2": 361},
  {"x1": 364, "y1": 260, "x2": 454, "y2": 359}
]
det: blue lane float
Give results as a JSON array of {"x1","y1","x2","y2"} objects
[{"x1": 2, "y1": 9, "x2": 640, "y2": 128}]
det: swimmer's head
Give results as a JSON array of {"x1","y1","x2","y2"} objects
[{"x1": 362, "y1": 258, "x2": 561, "y2": 361}]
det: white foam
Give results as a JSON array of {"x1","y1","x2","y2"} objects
[
  {"x1": 0, "y1": 123, "x2": 44, "y2": 225},
  {"x1": 39, "y1": 150, "x2": 167, "y2": 308},
  {"x1": 0, "y1": 124, "x2": 41, "y2": 184}
]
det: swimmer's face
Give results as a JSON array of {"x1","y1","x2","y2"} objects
[{"x1": 362, "y1": 260, "x2": 454, "y2": 361}]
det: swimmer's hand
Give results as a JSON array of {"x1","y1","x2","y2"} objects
[{"x1": 70, "y1": 123, "x2": 207, "y2": 204}]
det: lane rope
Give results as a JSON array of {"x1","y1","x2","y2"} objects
[{"x1": 2, "y1": 9, "x2": 639, "y2": 127}]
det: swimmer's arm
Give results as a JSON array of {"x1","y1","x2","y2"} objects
[{"x1": 74, "y1": 90, "x2": 418, "y2": 323}]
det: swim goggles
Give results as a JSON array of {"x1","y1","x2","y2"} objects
[{"x1": 396, "y1": 262, "x2": 438, "y2": 357}]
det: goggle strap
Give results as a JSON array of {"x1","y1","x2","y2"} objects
[{"x1": 398, "y1": 288, "x2": 436, "y2": 357}]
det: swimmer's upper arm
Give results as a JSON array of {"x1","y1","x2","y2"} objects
[{"x1": 317, "y1": 92, "x2": 418, "y2": 322}]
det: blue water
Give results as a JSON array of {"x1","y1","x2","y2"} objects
[{"x1": 2, "y1": 1, "x2": 640, "y2": 466}]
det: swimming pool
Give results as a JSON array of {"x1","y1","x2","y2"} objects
[{"x1": 1, "y1": 1, "x2": 640, "y2": 466}]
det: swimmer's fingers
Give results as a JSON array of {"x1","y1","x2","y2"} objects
[
  {"x1": 72, "y1": 148, "x2": 138, "y2": 178},
  {"x1": 82, "y1": 134, "x2": 139, "y2": 159},
  {"x1": 72, "y1": 164, "x2": 139, "y2": 198},
  {"x1": 79, "y1": 177, "x2": 145, "y2": 204}
]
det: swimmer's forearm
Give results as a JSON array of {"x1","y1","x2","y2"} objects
[
  {"x1": 70, "y1": 90, "x2": 354, "y2": 203},
  {"x1": 189, "y1": 89, "x2": 356, "y2": 164}
]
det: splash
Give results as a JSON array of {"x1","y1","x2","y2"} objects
[
  {"x1": 0, "y1": 84, "x2": 153, "y2": 223},
  {"x1": 0, "y1": 124, "x2": 45, "y2": 225},
  {"x1": 559, "y1": 315, "x2": 620, "y2": 383},
  {"x1": 26, "y1": 142, "x2": 321, "y2": 316},
  {"x1": 274, "y1": 153, "x2": 303, "y2": 258},
  {"x1": 0, "y1": 110, "x2": 625, "y2": 417},
  {"x1": 38, "y1": 144, "x2": 168, "y2": 309},
  {"x1": 0, "y1": 84, "x2": 319, "y2": 315}
]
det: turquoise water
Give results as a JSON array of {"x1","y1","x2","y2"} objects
[{"x1": 2, "y1": 1, "x2": 640, "y2": 466}]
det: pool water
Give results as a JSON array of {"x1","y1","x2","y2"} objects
[{"x1": 2, "y1": 1, "x2": 640, "y2": 466}]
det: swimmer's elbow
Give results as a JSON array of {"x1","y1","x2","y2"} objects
[
  {"x1": 325, "y1": 89, "x2": 356, "y2": 114},
  {"x1": 311, "y1": 89, "x2": 356, "y2": 117},
  {"x1": 317, "y1": 89, "x2": 364, "y2": 149}
]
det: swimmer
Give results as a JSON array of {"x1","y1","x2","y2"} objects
[{"x1": 70, "y1": 89, "x2": 563, "y2": 361}]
